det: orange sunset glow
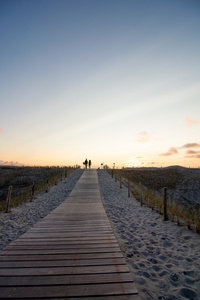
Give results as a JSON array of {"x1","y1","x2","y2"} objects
[{"x1": 0, "y1": 1, "x2": 200, "y2": 169}]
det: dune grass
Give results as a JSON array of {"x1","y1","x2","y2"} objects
[
  {"x1": 108, "y1": 168, "x2": 200, "y2": 233},
  {"x1": 0, "y1": 166, "x2": 77, "y2": 212}
]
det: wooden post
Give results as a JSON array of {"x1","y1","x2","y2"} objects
[
  {"x1": 31, "y1": 181, "x2": 35, "y2": 202},
  {"x1": 163, "y1": 187, "x2": 168, "y2": 221},
  {"x1": 5, "y1": 186, "x2": 12, "y2": 213},
  {"x1": 120, "y1": 175, "x2": 122, "y2": 189},
  {"x1": 139, "y1": 182, "x2": 143, "y2": 206},
  {"x1": 46, "y1": 179, "x2": 49, "y2": 193},
  {"x1": 112, "y1": 169, "x2": 114, "y2": 178},
  {"x1": 128, "y1": 180, "x2": 130, "y2": 198}
]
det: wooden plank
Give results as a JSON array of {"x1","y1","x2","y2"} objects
[
  {"x1": 34, "y1": 218, "x2": 110, "y2": 223},
  {"x1": 0, "y1": 252, "x2": 124, "y2": 261},
  {"x1": 15, "y1": 233, "x2": 116, "y2": 239},
  {"x1": 4, "y1": 244, "x2": 120, "y2": 251},
  {"x1": 6, "y1": 238, "x2": 118, "y2": 246},
  {"x1": 10, "y1": 227, "x2": 115, "y2": 240},
  {"x1": 56, "y1": 296, "x2": 140, "y2": 300},
  {"x1": 0, "y1": 272, "x2": 134, "y2": 286},
  {"x1": 0, "y1": 257, "x2": 126, "y2": 268},
  {"x1": 22, "y1": 228, "x2": 114, "y2": 233},
  {"x1": 52, "y1": 296, "x2": 140, "y2": 300},
  {"x1": 14, "y1": 222, "x2": 107, "y2": 227},
  {"x1": 6, "y1": 240, "x2": 117, "y2": 246},
  {"x1": 23, "y1": 223, "x2": 112, "y2": 229},
  {"x1": 0, "y1": 282, "x2": 138, "y2": 298},
  {"x1": 33, "y1": 221, "x2": 111, "y2": 226},
  {"x1": 1, "y1": 247, "x2": 122, "y2": 255},
  {"x1": 0, "y1": 264, "x2": 130, "y2": 276}
]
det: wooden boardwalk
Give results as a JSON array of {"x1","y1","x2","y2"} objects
[{"x1": 0, "y1": 169, "x2": 140, "y2": 299}]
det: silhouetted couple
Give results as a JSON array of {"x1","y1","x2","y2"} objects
[{"x1": 84, "y1": 159, "x2": 91, "y2": 169}]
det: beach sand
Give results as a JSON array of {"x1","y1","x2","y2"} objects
[{"x1": 98, "y1": 170, "x2": 200, "y2": 300}]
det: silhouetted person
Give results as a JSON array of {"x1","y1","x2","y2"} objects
[
  {"x1": 85, "y1": 158, "x2": 88, "y2": 169},
  {"x1": 89, "y1": 160, "x2": 91, "y2": 168}
]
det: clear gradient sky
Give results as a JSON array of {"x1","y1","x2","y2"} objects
[{"x1": 1, "y1": 0, "x2": 200, "y2": 168}]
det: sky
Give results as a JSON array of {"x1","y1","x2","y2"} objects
[{"x1": 0, "y1": 0, "x2": 200, "y2": 168}]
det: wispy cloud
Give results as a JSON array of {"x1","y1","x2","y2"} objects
[
  {"x1": 186, "y1": 150, "x2": 197, "y2": 154},
  {"x1": 0, "y1": 160, "x2": 24, "y2": 166},
  {"x1": 134, "y1": 131, "x2": 149, "y2": 143},
  {"x1": 184, "y1": 117, "x2": 200, "y2": 127},
  {"x1": 159, "y1": 142, "x2": 200, "y2": 160},
  {"x1": 182, "y1": 143, "x2": 200, "y2": 159},
  {"x1": 182, "y1": 143, "x2": 200, "y2": 149},
  {"x1": 160, "y1": 147, "x2": 179, "y2": 156},
  {"x1": 134, "y1": 131, "x2": 160, "y2": 143},
  {"x1": 186, "y1": 153, "x2": 200, "y2": 159},
  {"x1": 185, "y1": 149, "x2": 200, "y2": 159}
]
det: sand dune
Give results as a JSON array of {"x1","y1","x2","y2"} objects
[{"x1": 98, "y1": 170, "x2": 200, "y2": 300}]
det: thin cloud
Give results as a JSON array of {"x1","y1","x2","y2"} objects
[
  {"x1": 182, "y1": 143, "x2": 200, "y2": 149},
  {"x1": 169, "y1": 147, "x2": 178, "y2": 154},
  {"x1": 160, "y1": 147, "x2": 178, "y2": 156},
  {"x1": 0, "y1": 160, "x2": 24, "y2": 166},
  {"x1": 134, "y1": 131, "x2": 160, "y2": 143},
  {"x1": 186, "y1": 150, "x2": 198, "y2": 154},
  {"x1": 135, "y1": 131, "x2": 149, "y2": 143},
  {"x1": 184, "y1": 117, "x2": 200, "y2": 127},
  {"x1": 185, "y1": 149, "x2": 200, "y2": 159},
  {"x1": 185, "y1": 154, "x2": 200, "y2": 159}
]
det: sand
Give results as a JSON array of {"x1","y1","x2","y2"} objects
[{"x1": 98, "y1": 170, "x2": 200, "y2": 300}]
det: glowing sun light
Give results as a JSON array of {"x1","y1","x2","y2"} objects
[{"x1": 125, "y1": 157, "x2": 143, "y2": 168}]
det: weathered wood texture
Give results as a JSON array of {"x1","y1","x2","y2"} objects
[{"x1": 0, "y1": 169, "x2": 140, "y2": 299}]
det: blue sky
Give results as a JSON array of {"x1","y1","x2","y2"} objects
[{"x1": 0, "y1": 0, "x2": 200, "y2": 168}]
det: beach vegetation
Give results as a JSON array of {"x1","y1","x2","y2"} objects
[
  {"x1": 108, "y1": 167, "x2": 200, "y2": 233},
  {"x1": 0, "y1": 166, "x2": 77, "y2": 212}
]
